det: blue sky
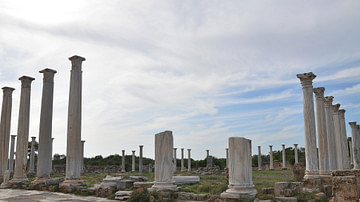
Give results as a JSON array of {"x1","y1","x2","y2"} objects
[{"x1": 0, "y1": 1, "x2": 359, "y2": 160}]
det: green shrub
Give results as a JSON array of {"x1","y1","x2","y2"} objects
[{"x1": 128, "y1": 188, "x2": 150, "y2": 202}]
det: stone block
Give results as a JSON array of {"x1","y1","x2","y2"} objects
[
  {"x1": 274, "y1": 182, "x2": 302, "y2": 197},
  {"x1": 129, "y1": 176, "x2": 148, "y2": 182},
  {"x1": 115, "y1": 190, "x2": 132, "y2": 201},
  {"x1": 262, "y1": 187, "x2": 274, "y2": 194},
  {"x1": 134, "y1": 181, "x2": 154, "y2": 188},
  {"x1": 172, "y1": 176, "x2": 200, "y2": 184},
  {"x1": 331, "y1": 175, "x2": 359, "y2": 201},
  {"x1": 275, "y1": 197, "x2": 297, "y2": 202},
  {"x1": 116, "y1": 180, "x2": 134, "y2": 190},
  {"x1": 292, "y1": 163, "x2": 305, "y2": 181}
]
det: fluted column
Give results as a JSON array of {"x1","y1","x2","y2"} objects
[
  {"x1": 282, "y1": 144, "x2": 287, "y2": 170},
  {"x1": 36, "y1": 68, "x2": 56, "y2": 179},
  {"x1": 12, "y1": 76, "x2": 35, "y2": 183},
  {"x1": 294, "y1": 144, "x2": 298, "y2": 164},
  {"x1": 269, "y1": 145, "x2": 274, "y2": 170},
  {"x1": 257, "y1": 146, "x2": 262, "y2": 170},
  {"x1": 0, "y1": 87, "x2": 15, "y2": 182},
  {"x1": 313, "y1": 87, "x2": 330, "y2": 175},
  {"x1": 173, "y1": 148, "x2": 177, "y2": 172},
  {"x1": 187, "y1": 149, "x2": 191, "y2": 172},
  {"x1": 28, "y1": 137, "x2": 36, "y2": 174},
  {"x1": 139, "y1": 145, "x2": 143, "y2": 173},
  {"x1": 349, "y1": 122, "x2": 359, "y2": 169},
  {"x1": 332, "y1": 104, "x2": 344, "y2": 170},
  {"x1": 324, "y1": 96, "x2": 337, "y2": 170},
  {"x1": 339, "y1": 109, "x2": 350, "y2": 169},
  {"x1": 226, "y1": 148, "x2": 229, "y2": 168},
  {"x1": 132, "y1": 150, "x2": 135, "y2": 172},
  {"x1": 9, "y1": 135, "x2": 16, "y2": 172},
  {"x1": 121, "y1": 150, "x2": 126, "y2": 172},
  {"x1": 181, "y1": 148, "x2": 184, "y2": 172},
  {"x1": 296, "y1": 72, "x2": 319, "y2": 178}
]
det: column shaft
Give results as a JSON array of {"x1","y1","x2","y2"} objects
[
  {"x1": 294, "y1": 144, "x2": 298, "y2": 164},
  {"x1": 187, "y1": 149, "x2": 191, "y2": 172},
  {"x1": 333, "y1": 104, "x2": 344, "y2": 170},
  {"x1": 324, "y1": 96, "x2": 337, "y2": 170},
  {"x1": 269, "y1": 145, "x2": 274, "y2": 170},
  {"x1": 349, "y1": 122, "x2": 360, "y2": 169},
  {"x1": 339, "y1": 110, "x2": 350, "y2": 169},
  {"x1": 132, "y1": 151, "x2": 135, "y2": 172},
  {"x1": 139, "y1": 145, "x2": 143, "y2": 173},
  {"x1": 9, "y1": 135, "x2": 16, "y2": 172},
  {"x1": 181, "y1": 148, "x2": 184, "y2": 171},
  {"x1": 121, "y1": 150, "x2": 125, "y2": 172},
  {"x1": 257, "y1": 146, "x2": 262, "y2": 170},
  {"x1": 29, "y1": 137, "x2": 36, "y2": 174},
  {"x1": 282, "y1": 144, "x2": 286, "y2": 170},
  {"x1": 173, "y1": 148, "x2": 177, "y2": 172},
  {"x1": 81, "y1": 140, "x2": 85, "y2": 173},
  {"x1": 226, "y1": 148, "x2": 229, "y2": 168}
]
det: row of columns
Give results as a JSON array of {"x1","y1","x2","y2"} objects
[
  {"x1": 257, "y1": 144, "x2": 299, "y2": 170},
  {"x1": 172, "y1": 148, "x2": 192, "y2": 172}
]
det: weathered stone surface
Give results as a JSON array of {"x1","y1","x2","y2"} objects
[
  {"x1": 177, "y1": 192, "x2": 208, "y2": 201},
  {"x1": 274, "y1": 197, "x2": 297, "y2": 202},
  {"x1": 262, "y1": 187, "x2": 274, "y2": 194},
  {"x1": 331, "y1": 176, "x2": 358, "y2": 201},
  {"x1": 172, "y1": 176, "x2": 200, "y2": 184},
  {"x1": 129, "y1": 176, "x2": 148, "y2": 182},
  {"x1": 115, "y1": 190, "x2": 132, "y2": 201},
  {"x1": 274, "y1": 182, "x2": 302, "y2": 197},
  {"x1": 59, "y1": 179, "x2": 87, "y2": 193},
  {"x1": 292, "y1": 163, "x2": 305, "y2": 181},
  {"x1": 133, "y1": 181, "x2": 153, "y2": 188}
]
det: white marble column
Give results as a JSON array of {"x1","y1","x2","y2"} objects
[
  {"x1": 226, "y1": 148, "x2": 229, "y2": 168},
  {"x1": 257, "y1": 146, "x2": 262, "y2": 170},
  {"x1": 296, "y1": 72, "x2": 319, "y2": 178},
  {"x1": 332, "y1": 104, "x2": 344, "y2": 170},
  {"x1": 81, "y1": 140, "x2": 85, "y2": 173},
  {"x1": 150, "y1": 131, "x2": 176, "y2": 191},
  {"x1": 132, "y1": 150, "x2": 135, "y2": 172},
  {"x1": 313, "y1": 87, "x2": 330, "y2": 175},
  {"x1": 294, "y1": 144, "x2": 298, "y2": 164},
  {"x1": 187, "y1": 149, "x2": 191, "y2": 172},
  {"x1": 220, "y1": 137, "x2": 257, "y2": 199},
  {"x1": 173, "y1": 148, "x2": 177, "y2": 172},
  {"x1": 324, "y1": 96, "x2": 337, "y2": 170},
  {"x1": 0, "y1": 87, "x2": 15, "y2": 182},
  {"x1": 12, "y1": 76, "x2": 35, "y2": 183},
  {"x1": 9, "y1": 135, "x2": 16, "y2": 172},
  {"x1": 282, "y1": 144, "x2": 286, "y2": 170},
  {"x1": 339, "y1": 109, "x2": 350, "y2": 169},
  {"x1": 349, "y1": 122, "x2": 359, "y2": 169},
  {"x1": 36, "y1": 68, "x2": 56, "y2": 179},
  {"x1": 121, "y1": 150, "x2": 126, "y2": 172},
  {"x1": 181, "y1": 148, "x2": 184, "y2": 172},
  {"x1": 65, "y1": 55, "x2": 85, "y2": 180},
  {"x1": 139, "y1": 145, "x2": 143, "y2": 173},
  {"x1": 28, "y1": 136, "x2": 36, "y2": 174},
  {"x1": 269, "y1": 145, "x2": 274, "y2": 170}
]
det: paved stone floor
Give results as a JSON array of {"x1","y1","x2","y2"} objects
[{"x1": 0, "y1": 189, "x2": 116, "y2": 202}]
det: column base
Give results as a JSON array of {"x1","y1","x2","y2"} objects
[
  {"x1": 148, "y1": 182, "x2": 177, "y2": 192},
  {"x1": 59, "y1": 179, "x2": 87, "y2": 193},
  {"x1": 303, "y1": 173, "x2": 321, "y2": 192},
  {"x1": 220, "y1": 184, "x2": 257, "y2": 199},
  {"x1": 8, "y1": 178, "x2": 29, "y2": 189}
]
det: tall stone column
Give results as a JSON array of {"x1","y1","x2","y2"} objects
[
  {"x1": 36, "y1": 68, "x2": 56, "y2": 179},
  {"x1": 220, "y1": 137, "x2": 257, "y2": 199},
  {"x1": 257, "y1": 146, "x2": 262, "y2": 170},
  {"x1": 313, "y1": 87, "x2": 330, "y2": 175},
  {"x1": 324, "y1": 96, "x2": 337, "y2": 170},
  {"x1": 122, "y1": 150, "x2": 126, "y2": 172},
  {"x1": 28, "y1": 137, "x2": 36, "y2": 175},
  {"x1": 332, "y1": 104, "x2": 344, "y2": 170},
  {"x1": 349, "y1": 139, "x2": 353, "y2": 167},
  {"x1": 349, "y1": 122, "x2": 359, "y2": 169},
  {"x1": 339, "y1": 109, "x2": 350, "y2": 169},
  {"x1": 173, "y1": 148, "x2": 177, "y2": 172},
  {"x1": 187, "y1": 149, "x2": 191, "y2": 172},
  {"x1": 0, "y1": 87, "x2": 15, "y2": 182},
  {"x1": 11, "y1": 76, "x2": 35, "y2": 184},
  {"x1": 9, "y1": 135, "x2": 16, "y2": 172},
  {"x1": 181, "y1": 148, "x2": 184, "y2": 172},
  {"x1": 294, "y1": 144, "x2": 298, "y2": 164},
  {"x1": 269, "y1": 145, "x2": 274, "y2": 170},
  {"x1": 282, "y1": 144, "x2": 287, "y2": 170},
  {"x1": 139, "y1": 145, "x2": 143, "y2": 173},
  {"x1": 226, "y1": 148, "x2": 229, "y2": 168},
  {"x1": 296, "y1": 72, "x2": 319, "y2": 178},
  {"x1": 132, "y1": 150, "x2": 136, "y2": 172},
  {"x1": 150, "y1": 131, "x2": 176, "y2": 191},
  {"x1": 81, "y1": 140, "x2": 85, "y2": 173}
]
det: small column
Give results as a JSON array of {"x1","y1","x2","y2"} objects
[
  {"x1": 181, "y1": 148, "x2": 184, "y2": 172},
  {"x1": 0, "y1": 87, "x2": 15, "y2": 182},
  {"x1": 173, "y1": 148, "x2": 177, "y2": 172},
  {"x1": 132, "y1": 150, "x2": 136, "y2": 172},
  {"x1": 349, "y1": 139, "x2": 353, "y2": 167},
  {"x1": 324, "y1": 96, "x2": 337, "y2": 170},
  {"x1": 332, "y1": 104, "x2": 344, "y2": 170},
  {"x1": 339, "y1": 109, "x2": 350, "y2": 169},
  {"x1": 81, "y1": 140, "x2": 85, "y2": 173},
  {"x1": 36, "y1": 68, "x2": 56, "y2": 179},
  {"x1": 206, "y1": 150, "x2": 210, "y2": 168},
  {"x1": 11, "y1": 76, "x2": 35, "y2": 184},
  {"x1": 220, "y1": 137, "x2": 257, "y2": 199},
  {"x1": 269, "y1": 145, "x2": 274, "y2": 170},
  {"x1": 139, "y1": 145, "x2": 143, "y2": 173},
  {"x1": 296, "y1": 72, "x2": 319, "y2": 178},
  {"x1": 282, "y1": 144, "x2": 287, "y2": 170},
  {"x1": 187, "y1": 149, "x2": 191, "y2": 172},
  {"x1": 257, "y1": 146, "x2": 262, "y2": 170},
  {"x1": 294, "y1": 144, "x2": 299, "y2": 164},
  {"x1": 9, "y1": 135, "x2": 16, "y2": 172},
  {"x1": 226, "y1": 148, "x2": 229, "y2": 168},
  {"x1": 150, "y1": 131, "x2": 176, "y2": 191},
  {"x1": 28, "y1": 137, "x2": 36, "y2": 175},
  {"x1": 121, "y1": 150, "x2": 126, "y2": 172},
  {"x1": 349, "y1": 122, "x2": 359, "y2": 169}
]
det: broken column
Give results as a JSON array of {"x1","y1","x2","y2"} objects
[
  {"x1": 258, "y1": 146, "x2": 262, "y2": 170},
  {"x1": 28, "y1": 136, "x2": 36, "y2": 175},
  {"x1": 324, "y1": 96, "x2": 337, "y2": 170},
  {"x1": 269, "y1": 145, "x2": 274, "y2": 170},
  {"x1": 294, "y1": 144, "x2": 298, "y2": 164},
  {"x1": 122, "y1": 150, "x2": 126, "y2": 172},
  {"x1": 132, "y1": 150, "x2": 136, "y2": 172},
  {"x1": 139, "y1": 145, "x2": 143, "y2": 173},
  {"x1": 333, "y1": 104, "x2": 345, "y2": 170},
  {"x1": 0, "y1": 87, "x2": 15, "y2": 182},
  {"x1": 339, "y1": 109, "x2": 350, "y2": 169},
  {"x1": 220, "y1": 137, "x2": 257, "y2": 199},
  {"x1": 349, "y1": 122, "x2": 359, "y2": 169},
  {"x1": 11, "y1": 76, "x2": 35, "y2": 184},
  {"x1": 9, "y1": 135, "x2": 16, "y2": 172},
  {"x1": 173, "y1": 148, "x2": 177, "y2": 172},
  {"x1": 282, "y1": 144, "x2": 286, "y2": 170},
  {"x1": 187, "y1": 149, "x2": 191, "y2": 172},
  {"x1": 181, "y1": 148, "x2": 184, "y2": 172}
]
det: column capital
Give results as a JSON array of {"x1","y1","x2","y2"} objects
[
  {"x1": 332, "y1": 104, "x2": 340, "y2": 113},
  {"x1": 31, "y1": 136, "x2": 36, "y2": 140},
  {"x1": 39, "y1": 68, "x2": 57, "y2": 82},
  {"x1": 313, "y1": 87, "x2": 325, "y2": 98},
  {"x1": 349, "y1": 122, "x2": 357, "y2": 128},
  {"x1": 11, "y1": 134, "x2": 16, "y2": 138},
  {"x1": 181, "y1": 148, "x2": 184, "y2": 151},
  {"x1": 294, "y1": 144, "x2": 298, "y2": 147},
  {"x1": 174, "y1": 148, "x2": 177, "y2": 150},
  {"x1": 2, "y1": 87, "x2": 15, "y2": 94},
  {"x1": 81, "y1": 140, "x2": 85, "y2": 143},
  {"x1": 226, "y1": 148, "x2": 229, "y2": 151},
  {"x1": 132, "y1": 150, "x2": 135, "y2": 153},
  {"x1": 339, "y1": 109, "x2": 346, "y2": 118},
  {"x1": 324, "y1": 96, "x2": 334, "y2": 106},
  {"x1": 258, "y1": 146, "x2": 261, "y2": 148},
  {"x1": 19, "y1": 76, "x2": 35, "y2": 88},
  {"x1": 296, "y1": 72, "x2": 316, "y2": 88},
  {"x1": 187, "y1": 149, "x2": 191, "y2": 151},
  {"x1": 69, "y1": 55, "x2": 85, "y2": 67},
  {"x1": 139, "y1": 145, "x2": 143, "y2": 148},
  {"x1": 269, "y1": 145, "x2": 273, "y2": 148}
]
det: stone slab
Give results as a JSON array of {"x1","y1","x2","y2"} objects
[{"x1": 172, "y1": 176, "x2": 200, "y2": 184}]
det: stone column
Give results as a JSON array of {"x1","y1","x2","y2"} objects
[
  {"x1": 64, "y1": 55, "x2": 85, "y2": 180},
  {"x1": 132, "y1": 150, "x2": 136, "y2": 172},
  {"x1": 349, "y1": 122, "x2": 359, "y2": 169},
  {"x1": 9, "y1": 135, "x2": 16, "y2": 172},
  {"x1": 11, "y1": 76, "x2": 35, "y2": 184},
  {"x1": 150, "y1": 131, "x2": 176, "y2": 191},
  {"x1": 296, "y1": 72, "x2": 319, "y2": 178},
  {"x1": 139, "y1": 145, "x2": 143, "y2": 173},
  {"x1": 257, "y1": 146, "x2": 262, "y2": 170},
  {"x1": 339, "y1": 109, "x2": 350, "y2": 169},
  {"x1": 294, "y1": 144, "x2": 298, "y2": 164},
  {"x1": 349, "y1": 139, "x2": 353, "y2": 167},
  {"x1": 173, "y1": 148, "x2": 177, "y2": 172},
  {"x1": 122, "y1": 150, "x2": 126, "y2": 172},
  {"x1": 181, "y1": 148, "x2": 184, "y2": 172},
  {"x1": 28, "y1": 137, "x2": 36, "y2": 174},
  {"x1": 324, "y1": 96, "x2": 337, "y2": 170},
  {"x1": 226, "y1": 148, "x2": 229, "y2": 168},
  {"x1": 81, "y1": 140, "x2": 85, "y2": 173},
  {"x1": 220, "y1": 137, "x2": 257, "y2": 199},
  {"x1": 269, "y1": 145, "x2": 274, "y2": 170},
  {"x1": 0, "y1": 87, "x2": 15, "y2": 182},
  {"x1": 282, "y1": 144, "x2": 287, "y2": 170},
  {"x1": 313, "y1": 87, "x2": 330, "y2": 175},
  {"x1": 187, "y1": 149, "x2": 191, "y2": 172},
  {"x1": 36, "y1": 68, "x2": 56, "y2": 179},
  {"x1": 206, "y1": 149, "x2": 210, "y2": 168},
  {"x1": 332, "y1": 104, "x2": 344, "y2": 170}
]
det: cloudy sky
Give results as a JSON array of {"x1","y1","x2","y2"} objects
[{"x1": 0, "y1": 1, "x2": 359, "y2": 160}]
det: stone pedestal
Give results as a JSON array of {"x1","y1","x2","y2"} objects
[
  {"x1": 28, "y1": 136, "x2": 36, "y2": 175},
  {"x1": 173, "y1": 148, "x2": 177, "y2": 172},
  {"x1": 139, "y1": 145, "x2": 143, "y2": 173},
  {"x1": 339, "y1": 109, "x2": 350, "y2": 169},
  {"x1": 121, "y1": 150, "x2": 126, "y2": 172},
  {"x1": 349, "y1": 122, "x2": 360, "y2": 169},
  {"x1": 257, "y1": 146, "x2": 262, "y2": 170},
  {"x1": 331, "y1": 170, "x2": 360, "y2": 201},
  {"x1": 9, "y1": 135, "x2": 16, "y2": 172},
  {"x1": 187, "y1": 149, "x2": 191, "y2": 172},
  {"x1": 324, "y1": 96, "x2": 337, "y2": 170},
  {"x1": 282, "y1": 144, "x2": 287, "y2": 170},
  {"x1": 333, "y1": 104, "x2": 345, "y2": 170},
  {"x1": 181, "y1": 148, "x2": 184, "y2": 172},
  {"x1": 294, "y1": 144, "x2": 298, "y2": 164},
  {"x1": 269, "y1": 145, "x2": 274, "y2": 170},
  {"x1": 220, "y1": 137, "x2": 257, "y2": 199},
  {"x1": 132, "y1": 150, "x2": 136, "y2": 172}
]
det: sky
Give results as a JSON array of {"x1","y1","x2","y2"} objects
[{"x1": 0, "y1": 1, "x2": 359, "y2": 160}]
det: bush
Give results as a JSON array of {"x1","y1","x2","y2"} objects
[{"x1": 128, "y1": 188, "x2": 150, "y2": 202}]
